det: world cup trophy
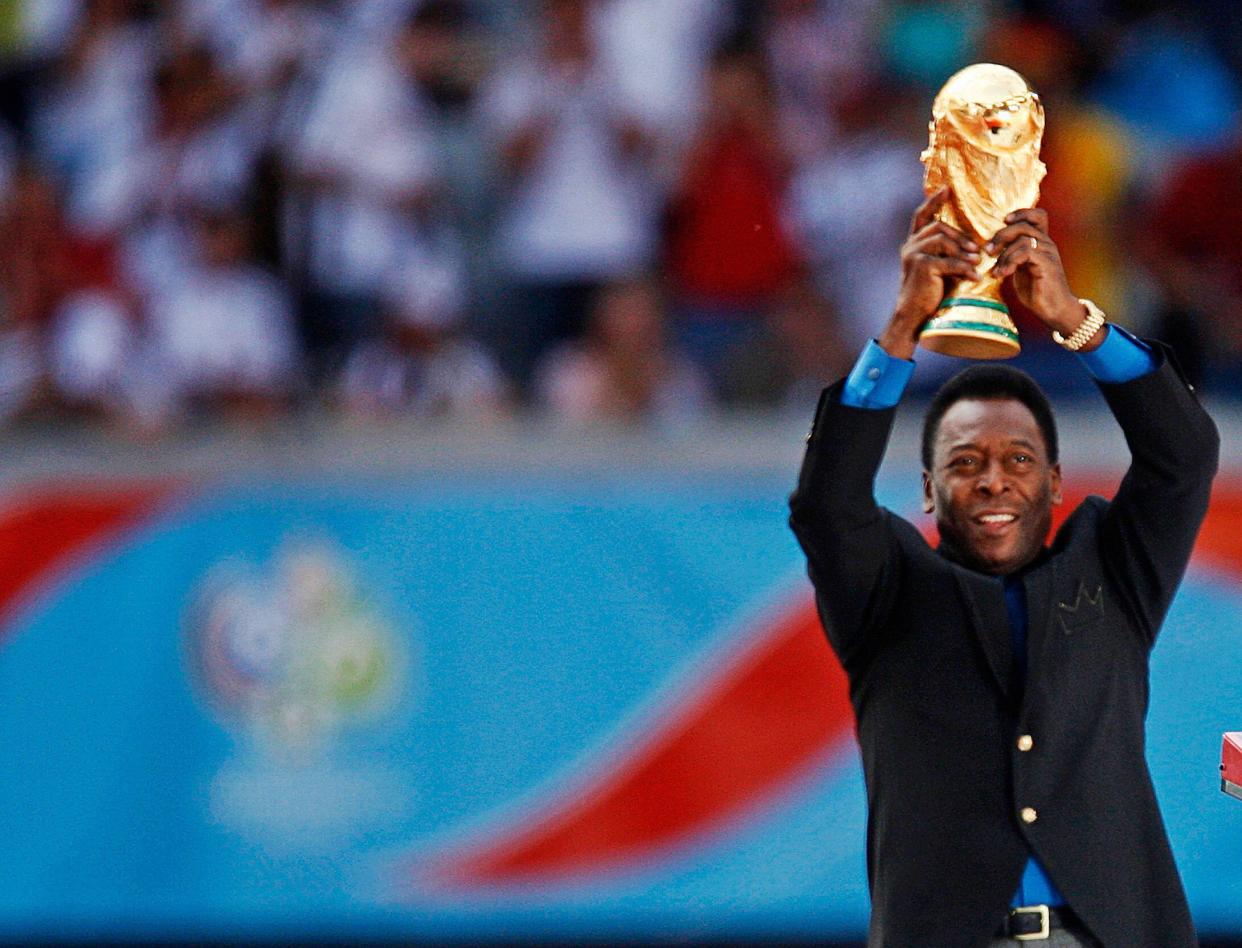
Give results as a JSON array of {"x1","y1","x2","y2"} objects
[{"x1": 918, "y1": 63, "x2": 1045, "y2": 359}]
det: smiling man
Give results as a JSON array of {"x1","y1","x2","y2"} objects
[
  {"x1": 922, "y1": 370, "x2": 1062, "y2": 578},
  {"x1": 789, "y1": 190, "x2": 1219, "y2": 948}
]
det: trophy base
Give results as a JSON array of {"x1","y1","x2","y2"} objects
[{"x1": 920, "y1": 299, "x2": 1020, "y2": 360}]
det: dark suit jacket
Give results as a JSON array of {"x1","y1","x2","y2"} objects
[{"x1": 789, "y1": 345, "x2": 1219, "y2": 948}]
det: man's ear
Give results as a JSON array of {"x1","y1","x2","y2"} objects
[
  {"x1": 922, "y1": 470, "x2": 935, "y2": 514},
  {"x1": 1050, "y1": 462, "x2": 1063, "y2": 505}
]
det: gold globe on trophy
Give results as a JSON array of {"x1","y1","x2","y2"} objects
[{"x1": 919, "y1": 63, "x2": 1045, "y2": 359}]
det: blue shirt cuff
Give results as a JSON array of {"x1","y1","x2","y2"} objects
[
  {"x1": 840, "y1": 339, "x2": 915, "y2": 409},
  {"x1": 1076, "y1": 325, "x2": 1157, "y2": 384}
]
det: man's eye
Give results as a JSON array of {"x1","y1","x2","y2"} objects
[
  {"x1": 951, "y1": 457, "x2": 975, "y2": 468},
  {"x1": 1012, "y1": 454, "x2": 1031, "y2": 464}
]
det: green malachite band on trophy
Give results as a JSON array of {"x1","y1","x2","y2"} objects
[
  {"x1": 920, "y1": 320, "x2": 1019, "y2": 340},
  {"x1": 936, "y1": 297, "x2": 1010, "y2": 314}
]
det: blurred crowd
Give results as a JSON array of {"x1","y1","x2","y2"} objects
[{"x1": 0, "y1": 0, "x2": 1240, "y2": 434}]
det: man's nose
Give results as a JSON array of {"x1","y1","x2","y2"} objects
[{"x1": 976, "y1": 460, "x2": 1008, "y2": 494}]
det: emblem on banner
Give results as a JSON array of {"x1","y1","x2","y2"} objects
[
  {"x1": 187, "y1": 536, "x2": 407, "y2": 754},
  {"x1": 185, "y1": 536, "x2": 415, "y2": 848}
]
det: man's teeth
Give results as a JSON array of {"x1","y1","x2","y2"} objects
[{"x1": 979, "y1": 514, "x2": 1016, "y2": 523}]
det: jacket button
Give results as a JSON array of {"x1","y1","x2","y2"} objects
[
  {"x1": 1017, "y1": 734, "x2": 1034, "y2": 752},
  {"x1": 1021, "y1": 807, "x2": 1038, "y2": 824}
]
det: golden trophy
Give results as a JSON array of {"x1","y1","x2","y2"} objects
[{"x1": 919, "y1": 63, "x2": 1045, "y2": 359}]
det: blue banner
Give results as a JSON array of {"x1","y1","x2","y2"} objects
[{"x1": 0, "y1": 473, "x2": 1239, "y2": 941}]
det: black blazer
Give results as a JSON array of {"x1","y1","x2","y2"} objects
[{"x1": 789, "y1": 345, "x2": 1218, "y2": 948}]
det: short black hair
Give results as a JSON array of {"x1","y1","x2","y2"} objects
[{"x1": 921, "y1": 365, "x2": 1058, "y2": 470}]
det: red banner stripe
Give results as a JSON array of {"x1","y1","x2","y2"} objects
[
  {"x1": 429, "y1": 596, "x2": 852, "y2": 886},
  {"x1": 0, "y1": 483, "x2": 178, "y2": 637}
]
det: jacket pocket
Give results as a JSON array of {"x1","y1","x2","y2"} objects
[{"x1": 1056, "y1": 581, "x2": 1106, "y2": 635}]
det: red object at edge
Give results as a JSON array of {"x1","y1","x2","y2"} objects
[{"x1": 1222, "y1": 732, "x2": 1242, "y2": 800}]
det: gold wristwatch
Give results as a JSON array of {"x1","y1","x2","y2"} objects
[{"x1": 1051, "y1": 299, "x2": 1107, "y2": 351}]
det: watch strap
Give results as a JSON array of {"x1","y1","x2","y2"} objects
[{"x1": 1051, "y1": 299, "x2": 1107, "y2": 351}]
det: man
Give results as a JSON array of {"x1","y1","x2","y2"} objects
[{"x1": 789, "y1": 189, "x2": 1219, "y2": 947}]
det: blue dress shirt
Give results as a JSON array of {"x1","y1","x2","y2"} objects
[
  {"x1": 840, "y1": 325, "x2": 1154, "y2": 409},
  {"x1": 838, "y1": 324, "x2": 1156, "y2": 907}
]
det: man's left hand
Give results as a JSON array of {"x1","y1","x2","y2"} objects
[{"x1": 986, "y1": 208, "x2": 1089, "y2": 340}]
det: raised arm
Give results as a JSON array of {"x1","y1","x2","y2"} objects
[
  {"x1": 988, "y1": 207, "x2": 1221, "y2": 644},
  {"x1": 789, "y1": 190, "x2": 982, "y2": 666},
  {"x1": 1093, "y1": 349, "x2": 1219, "y2": 644}
]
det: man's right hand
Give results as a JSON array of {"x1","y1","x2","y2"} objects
[{"x1": 879, "y1": 188, "x2": 981, "y2": 360}]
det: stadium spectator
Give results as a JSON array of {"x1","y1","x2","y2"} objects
[
  {"x1": 174, "y1": 0, "x2": 336, "y2": 95},
  {"x1": 1141, "y1": 134, "x2": 1242, "y2": 397},
  {"x1": 28, "y1": 0, "x2": 157, "y2": 236},
  {"x1": 0, "y1": 161, "x2": 141, "y2": 424},
  {"x1": 591, "y1": 0, "x2": 724, "y2": 164},
  {"x1": 0, "y1": 162, "x2": 70, "y2": 420},
  {"x1": 93, "y1": 37, "x2": 272, "y2": 379},
  {"x1": 0, "y1": 162, "x2": 121, "y2": 331},
  {"x1": 534, "y1": 278, "x2": 709, "y2": 426},
  {"x1": 284, "y1": 1, "x2": 471, "y2": 381},
  {"x1": 482, "y1": 0, "x2": 661, "y2": 392},
  {"x1": 142, "y1": 205, "x2": 300, "y2": 426},
  {"x1": 664, "y1": 38, "x2": 800, "y2": 385},
  {"x1": 786, "y1": 74, "x2": 923, "y2": 353},
  {"x1": 391, "y1": 0, "x2": 495, "y2": 325},
  {"x1": 336, "y1": 253, "x2": 509, "y2": 421},
  {"x1": 46, "y1": 287, "x2": 139, "y2": 425},
  {"x1": 762, "y1": 0, "x2": 877, "y2": 164}
]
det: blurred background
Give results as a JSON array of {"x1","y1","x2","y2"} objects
[{"x1": 1, "y1": 0, "x2": 1242, "y2": 944}]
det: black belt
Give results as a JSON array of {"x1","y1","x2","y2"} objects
[{"x1": 996, "y1": 904, "x2": 1081, "y2": 940}]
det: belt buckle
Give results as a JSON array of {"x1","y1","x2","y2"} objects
[{"x1": 1012, "y1": 904, "x2": 1051, "y2": 941}]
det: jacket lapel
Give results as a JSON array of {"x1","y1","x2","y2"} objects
[{"x1": 950, "y1": 566, "x2": 1016, "y2": 705}]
